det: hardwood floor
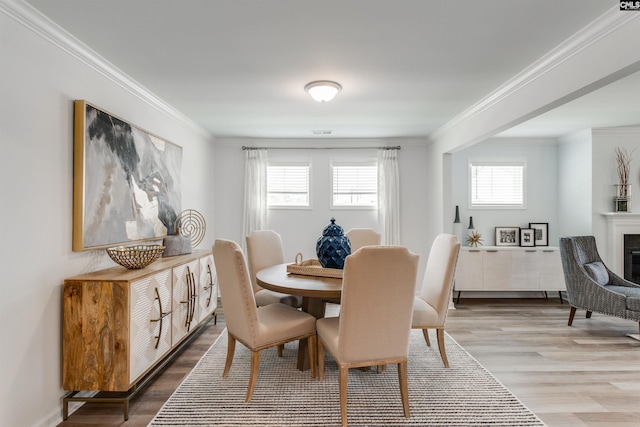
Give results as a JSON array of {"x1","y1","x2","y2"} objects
[
  {"x1": 57, "y1": 297, "x2": 640, "y2": 427},
  {"x1": 447, "y1": 297, "x2": 640, "y2": 427},
  {"x1": 57, "y1": 309, "x2": 227, "y2": 427}
]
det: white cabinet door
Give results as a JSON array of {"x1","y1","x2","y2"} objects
[
  {"x1": 129, "y1": 270, "x2": 172, "y2": 383},
  {"x1": 539, "y1": 249, "x2": 566, "y2": 290},
  {"x1": 455, "y1": 247, "x2": 564, "y2": 294},
  {"x1": 197, "y1": 254, "x2": 218, "y2": 324},
  {"x1": 172, "y1": 260, "x2": 199, "y2": 345},
  {"x1": 454, "y1": 249, "x2": 483, "y2": 290},
  {"x1": 483, "y1": 250, "x2": 511, "y2": 290},
  {"x1": 511, "y1": 250, "x2": 540, "y2": 290}
]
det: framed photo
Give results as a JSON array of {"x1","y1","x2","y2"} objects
[
  {"x1": 520, "y1": 228, "x2": 535, "y2": 247},
  {"x1": 73, "y1": 100, "x2": 183, "y2": 251},
  {"x1": 529, "y1": 222, "x2": 549, "y2": 246},
  {"x1": 495, "y1": 227, "x2": 520, "y2": 246}
]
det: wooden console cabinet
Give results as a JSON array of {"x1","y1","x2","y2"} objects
[
  {"x1": 62, "y1": 250, "x2": 217, "y2": 394},
  {"x1": 454, "y1": 246, "x2": 565, "y2": 297}
]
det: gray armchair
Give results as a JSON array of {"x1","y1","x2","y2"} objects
[{"x1": 559, "y1": 236, "x2": 640, "y2": 337}]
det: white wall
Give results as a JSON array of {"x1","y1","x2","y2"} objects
[
  {"x1": 265, "y1": 147, "x2": 380, "y2": 260},
  {"x1": 213, "y1": 138, "x2": 431, "y2": 280},
  {"x1": 557, "y1": 130, "x2": 593, "y2": 238},
  {"x1": 556, "y1": 126, "x2": 640, "y2": 266},
  {"x1": 451, "y1": 139, "x2": 560, "y2": 247},
  {"x1": 591, "y1": 127, "x2": 640, "y2": 264},
  {"x1": 0, "y1": 8, "x2": 215, "y2": 427},
  {"x1": 426, "y1": 9, "x2": 640, "y2": 254},
  {"x1": 450, "y1": 128, "x2": 640, "y2": 264},
  {"x1": 2, "y1": 2, "x2": 638, "y2": 425}
]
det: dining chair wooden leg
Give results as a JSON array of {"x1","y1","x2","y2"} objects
[
  {"x1": 339, "y1": 366, "x2": 349, "y2": 427},
  {"x1": 277, "y1": 344, "x2": 284, "y2": 357},
  {"x1": 308, "y1": 334, "x2": 317, "y2": 379},
  {"x1": 245, "y1": 350, "x2": 261, "y2": 402},
  {"x1": 223, "y1": 331, "x2": 236, "y2": 377},
  {"x1": 317, "y1": 339, "x2": 325, "y2": 381},
  {"x1": 436, "y1": 328, "x2": 449, "y2": 368},
  {"x1": 398, "y1": 361, "x2": 410, "y2": 418},
  {"x1": 422, "y1": 328, "x2": 431, "y2": 347}
]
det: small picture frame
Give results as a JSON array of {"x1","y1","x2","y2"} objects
[
  {"x1": 529, "y1": 222, "x2": 549, "y2": 246},
  {"x1": 495, "y1": 227, "x2": 520, "y2": 246},
  {"x1": 520, "y1": 228, "x2": 535, "y2": 247}
]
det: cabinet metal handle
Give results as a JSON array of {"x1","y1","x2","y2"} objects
[
  {"x1": 204, "y1": 264, "x2": 214, "y2": 307},
  {"x1": 181, "y1": 267, "x2": 194, "y2": 330},
  {"x1": 150, "y1": 287, "x2": 172, "y2": 349},
  {"x1": 180, "y1": 272, "x2": 191, "y2": 307},
  {"x1": 206, "y1": 264, "x2": 213, "y2": 285},
  {"x1": 525, "y1": 250, "x2": 537, "y2": 252},
  {"x1": 487, "y1": 250, "x2": 498, "y2": 252},
  {"x1": 180, "y1": 267, "x2": 199, "y2": 331},
  {"x1": 189, "y1": 271, "x2": 197, "y2": 328}
]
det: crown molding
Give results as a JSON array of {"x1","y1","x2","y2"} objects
[
  {"x1": 0, "y1": 0, "x2": 212, "y2": 139},
  {"x1": 592, "y1": 126, "x2": 640, "y2": 136},
  {"x1": 430, "y1": 6, "x2": 639, "y2": 143}
]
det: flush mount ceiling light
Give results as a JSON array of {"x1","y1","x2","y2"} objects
[{"x1": 304, "y1": 80, "x2": 342, "y2": 103}]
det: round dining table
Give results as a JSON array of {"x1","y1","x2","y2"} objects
[
  {"x1": 256, "y1": 263, "x2": 342, "y2": 317},
  {"x1": 256, "y1": 263, "x2": 343, "y2": 370}
]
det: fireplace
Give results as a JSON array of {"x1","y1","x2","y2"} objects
[
  {"x1": 624, "y1": 234, "x2": 640, "y2": 284},
  {"x1": 603, "y1": 213, "x2": 640, "y2": 277}
]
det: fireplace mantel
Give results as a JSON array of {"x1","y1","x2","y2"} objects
[
  {"x1": 602, "y1": 213, "x2": 640, "y2": 219},
  {"x1": 602, "y1": 212, "x2": 640, "y2": 275}
]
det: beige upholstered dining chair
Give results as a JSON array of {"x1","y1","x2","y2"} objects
[
  {"x1": 345, "y1": 228, "x2": 381, "y2": 252},
  {"x1": 213, "y1": 239, "x2": 317, "y2": 402},
  {"x1": 411, "y1": 233, "x2": 461, "y2": 368},
  {"x1": 246, "y1": 230, "x2": 302, "y2": 308},
  {"x1": 316, "y1": 246, "x2": 419, "y2": 427}
]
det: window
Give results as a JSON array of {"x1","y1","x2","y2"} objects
[
  {"x1": 267, "y1": 163, "x2": 310, "y2": 207},
  {"x1": 331, "y1": 163, "x2": 377, "y2": 207},
  {"x1": 469, "y1": 160, "x2": 526, "y2": 208}
]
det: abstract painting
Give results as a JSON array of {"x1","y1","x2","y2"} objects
[{"x1": 73, "y1": 100, "x2": 182, "y2": 251}]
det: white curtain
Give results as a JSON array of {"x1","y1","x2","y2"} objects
[
  {"x1": 242, "y1": 149, "x2": 267, "y2": 250},
  {"x1": 377, "y1": 149, "x2": 400, "y2": 245}
]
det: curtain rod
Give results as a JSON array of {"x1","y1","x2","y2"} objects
[{"x1": 242, "y1": 145, "x2": 400, "y2": 150}]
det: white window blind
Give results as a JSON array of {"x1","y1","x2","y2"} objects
[
  {"x1": 332, "y1": 164, "x2": 377, "y2": 207},
  {"x1": 267, "y1": 164, "x2": 309, "y2": 207},
  {"x1": 470, "y1": 161, "x2": 525, "y2": 207}
]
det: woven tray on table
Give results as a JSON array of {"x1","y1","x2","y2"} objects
[{"x1": 286, "y1": 253, "x2": 343, "y2": 278}]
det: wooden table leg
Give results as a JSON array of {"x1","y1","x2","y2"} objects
[
  {"x1": 306, "y1": 297, "x2": 327, "y2": 319},
  {"x1": 297, "y1": 297, "x2": 326, "y2": 370}
]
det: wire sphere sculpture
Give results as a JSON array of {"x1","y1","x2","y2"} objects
[{"x1": 175, "y1": 209, "x2": 206, "y2": 248}]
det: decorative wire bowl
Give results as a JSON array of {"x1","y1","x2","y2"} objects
[{"x1": 106, "y1": 245, "x2": 165, "y2": 269}]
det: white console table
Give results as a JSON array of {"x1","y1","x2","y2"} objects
[{"x1": 454, "y1": 246, "x2": 566, "y2": 302}]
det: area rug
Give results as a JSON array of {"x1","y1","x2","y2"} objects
[{"x1": 149, "y1": 329, "x2": 545, "y2": 426}]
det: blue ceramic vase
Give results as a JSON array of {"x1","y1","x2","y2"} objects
[{"x1": 316, "y1": 218, "x2": 351, "y2": 269}]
